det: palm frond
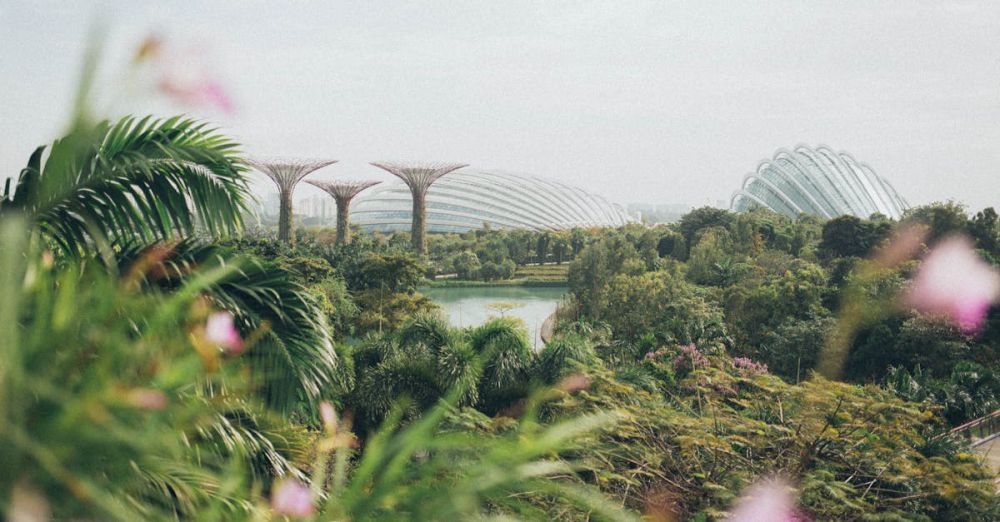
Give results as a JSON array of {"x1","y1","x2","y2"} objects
[
  {"x1": 469, "y1": 318, "x2": 537, "y2": 414},
  {"x1": 2, "y1": 116, "x2": 251, "y2": 255},
  {"x1": 116, "y1": 240, "x2": 337, "y2": 413}
]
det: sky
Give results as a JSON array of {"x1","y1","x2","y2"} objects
[{"x1": 2, "y1": 1, "x2": 999, "y2": 210}]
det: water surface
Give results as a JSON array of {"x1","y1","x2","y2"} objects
[{"x1": 423, "y1": 286, "x2": 567, "y2": 348}]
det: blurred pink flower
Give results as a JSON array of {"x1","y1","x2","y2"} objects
[
  {"x1": 134, "y1": 34, "x2": 235, "y2": 114},
  {"x1": 127, "y1": 389, "x2": 168, "y2": 410},
  {"x1": 159, "y1": 78, "x2": 234, "y2": 114},
  {"x1": 557, "y1": 374, "x2": 591, "y2": 393},
  {"x1": 319, "y1": 401, "x2": 337, "y2": 431},
  {"x1": 271, "y1": 479, "x2": 314, "y2": 518},
  {"x1": 728, "y1": 477, "x2": 807, "y2": 521},
  {"x1": 205, "y1": 311, "x2": 243, "y2": 354},
  {"x1": 905, "y1": 236, "x2": 1000, "y2": 334}
]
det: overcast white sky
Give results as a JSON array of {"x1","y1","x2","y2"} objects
[{"x1": 2, "y1": 1, "x2": 999, "y2": 210}]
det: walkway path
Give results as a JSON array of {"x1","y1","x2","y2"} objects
[
  {"x1": 539, "y1": 312, "x2": 556, "y2": 344},
  {"x1": 973, "y1": 437, "x2": 1000, "y2": 473},
  {"x1": 957, "y1": 411, "x2": 1000, "y2": 490}
]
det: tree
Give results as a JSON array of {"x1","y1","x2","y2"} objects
[
  {"x1": 452, "y1": 250, "x2": 481, "y2": 280},
  {"x1": 348, "y1": 315, "x2": 542, "y2": 431},
  {"x1": 536, "y1": 232, "x2": 551, "y2": 264},
  {"x1": 723, "y1": 259, "x2": 829, "y2": 347},
  {"x1": 685, "y1": 228, "x2": 732, "y2": 286},
  {"x1": 343, "y1": 251, "x2": 425, "y2": 293},
  {"x1": 656, "y1": 231, "x2": 686, "y2": 260},
  {"x1": 117, "y1": 241, "x2": 339, "y2": 412},
  {"x1": 845, "y1": 316, "x2": 971, "y2": 381},
  {"x1": 970, "y1": 207, "x2": 1000, "y2": 256},
  {"x1": 757, "y1": 316, "x2": 836, "y2": 382},
  {"x1": 817, "y1": 215, "x2": 891, "y2": 260},
  {"x1": 903, "y1": 201, "x2": 969, "y2": 243},
  {"x1": 570, "y1": 228, "x2": 588, "y2": 257},
  {"x1": 551, "y1": 231, "x2": 571, "y2": 264},
  {"x1": 678, "y1": 206, "x2": 735, "y2": 254},
  {"x1": 568, "y1": 236, "x2": 640, "y2": 318},
  {"x1": 597, "y1": 270, "x2": 728, "y2": 346}
]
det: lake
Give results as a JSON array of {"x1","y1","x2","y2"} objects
[{"x1": 423, "y1": 286, "x2": 567, "y2": 348}]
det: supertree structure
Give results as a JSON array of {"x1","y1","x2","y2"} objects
[
  {"x1": 369, "y1": 161, "x2": 467, "y2": 254},
  {"x1": 304, "y1": 179, "x2": 381, "y2": 245},
  {"x1": 248, "y1": 158, "x2": 338, "y2": 244}
]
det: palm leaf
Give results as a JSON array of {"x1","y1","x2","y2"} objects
[
  {"x1": 1, "y1": 116, "x2": 251, "y2": 255},
  {"x1": 115, "y1": 240, "x2": 337, "y2": 413}
]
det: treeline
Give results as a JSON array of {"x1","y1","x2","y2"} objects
[{"x1": 425, "y1": 226, "x2": 587, "y2": 280}]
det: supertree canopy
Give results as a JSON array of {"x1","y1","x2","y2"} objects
[{"x1": 248, "y1": 157, "x2": 338, "y2": 243}]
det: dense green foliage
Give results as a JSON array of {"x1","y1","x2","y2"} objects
[{"x1": 564, "y1": 204, "x2": 1000, "y2": 426}]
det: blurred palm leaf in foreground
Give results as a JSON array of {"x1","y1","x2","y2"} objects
[
  {"x1": 0, "y1": 218, "x2": 258, "y2": 519},
  {"x1": 0, "y1": 115, "x2": 251, "y2": 256},
  {"x1": 115, "y1": 240, "x2": 341, "y2": 413}
]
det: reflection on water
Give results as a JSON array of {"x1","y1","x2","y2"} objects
[{"x1": 423, "y1": 286, "x2": 567, "y2": 348}]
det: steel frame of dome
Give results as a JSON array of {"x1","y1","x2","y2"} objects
[
  {"x1": 730, "y1": 145, "x2": 909, "y2": 220},
  {"x1": 351, "y1": 169, "x2": 633, "y2": 233}
]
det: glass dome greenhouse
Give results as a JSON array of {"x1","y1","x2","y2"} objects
[
  {"x1": 351, "y1": 168, "x2": 633, "y2": 233},
  {"x1": 730, "y1": 145, "x2": 909, "y2": 220}
]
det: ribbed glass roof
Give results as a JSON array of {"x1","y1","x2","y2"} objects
[
  {"x1": 731, "y1": 145, "x2": 909, "y2": 220},
  {"x1": 351, "y1": 168, "x2": 633, "y2": 232}
]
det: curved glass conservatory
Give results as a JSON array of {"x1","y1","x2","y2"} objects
[
  {"x1": 730, "y1": 145, "x2": 909, "y2": 220},
  {"x1": 351, "y1": 168, "x2": 633, "y2": 233}
]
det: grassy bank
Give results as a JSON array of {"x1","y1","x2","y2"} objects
[
  {"x1": 425, "y1": 278, "x2": 567, "y2": 288},
  {"x1": 427, "y1": 263, "x2": 569, "y2": 288}
]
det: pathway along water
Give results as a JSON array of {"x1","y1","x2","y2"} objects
[{"x1": 422, "y1": 285, "x2": 567, "y2": 349}]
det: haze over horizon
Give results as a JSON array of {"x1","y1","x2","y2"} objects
[{"x1": 2, "y1": 1, "x2": 998, "y2": 211}]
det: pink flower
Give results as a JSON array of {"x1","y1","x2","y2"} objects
[
  {"x1": 673, "y1": 343, "x2": 709, "y2": 371},
  {"x1": 319, "y1": 401, "x2": 337, "y2": 432},
  {"x1": 271, "y1": 479, "x2": 314, "y2": 518},
  {"x1": 905, "y1": 236, "x2": 1000, "y2": 334},
  {"x1": 135, "y1": 35, "x2": 235, "y2": 114},
  {"x1": 159, "y1": 78, "x2": 234, "y2": 114},
  {"x1": 127, "y1": 389, "x2": 168, "y2": 410},
  {"x1": 9, "y1": 482, "x2": 50, "y2": 522},
  {"x1": 729, "y1": 477, "x2": 807, "y2": 521},
  {"x1": 733, "y1": 357, "x2": 769, "y2": 377},
  {"x1": 205, "y1": 312, "x2": 243, "y2": 354},
  {"x1": 557, "y1": 374, "x2": 591, "y2": 393}
]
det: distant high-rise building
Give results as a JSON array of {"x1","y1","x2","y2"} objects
[{"x1": 263, "y1": 191, "x2": 281, "y2": 217}]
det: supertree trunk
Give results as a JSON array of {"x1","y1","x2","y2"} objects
[
  {"x1": 278, "y1": 189, "x2": 295, "y2": 243},
  {"x1": 369, "y1": 161, "x2": 467, "y2": 255},
  {"x1": 336, "y1": 197, "x2": 352, "y2": 245},
  {"x1": 411, "y1": 189, "x2": 427, "y2": 254}
]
